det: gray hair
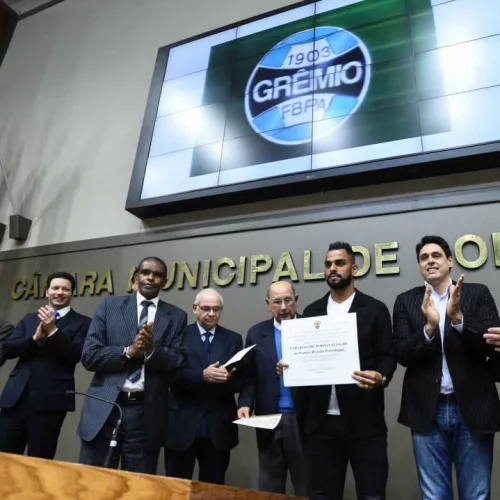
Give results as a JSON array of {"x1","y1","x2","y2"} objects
[
  {"x1": 266, "y1": 280, "x2": 297, "y2": 300},
  {"x1": 194, "y1": 288, "x2": 224, "y2": 306}
]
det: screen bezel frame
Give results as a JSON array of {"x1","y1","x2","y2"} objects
[{"x1": 125, "y1": 0, "x2": 500, "y2": 218}]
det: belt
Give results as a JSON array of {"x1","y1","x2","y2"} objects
[
  {"x1": 438, "y1": 393, "x2": 456, "y2": 403},
  {"x1": 117, "y1": 391, "x2": 144, "y2": 405}
]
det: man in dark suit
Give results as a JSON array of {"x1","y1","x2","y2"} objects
[
  {"x1": 238, "y1": 280, "x2": 309, "y2": 497},
  {"x1": 393, "y1": 235, "x2": 500, "y2": 500},
  {"x1": 77, "y1": 256, "x2": 187, "y2": 474},
  {"x1": 293, "y1": 241, "x2": 396, "y2": 500},
  {"x1": 0, "y1": 272, "x2": 91, "y2": 459},
  {"x1": 165, "y1": 288, "x2": 242, "y2": 484},
  {"x1": 0, "y1": 317, "x2": 14, "y2": 366}
]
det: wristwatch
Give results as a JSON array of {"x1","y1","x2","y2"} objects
[
  {"x1": 122, "y1": 347, "x2": 131, "y2": 360},
  {"x1": 381, "y1": 375, "x2": 387, "y2": 387}
]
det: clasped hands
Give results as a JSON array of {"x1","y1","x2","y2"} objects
[
  {"x1": 127, "y1": 321, "x2": 155, "y2": 358},
  {"x1": 422, "y1": 274, "x2": 464, "y2": 338},
  {"x1": 32, "y1": 305, "x2": 58, "y2": 342},
  {"x1": 276, "y1": 360, "x2": 384, "y2": 391}
]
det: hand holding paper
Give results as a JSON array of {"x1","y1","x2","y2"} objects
[
  {"x1": 276, "y1": 359, "x2": 289, "y2": 377},
  {"x1": 281, "y1": 314, "x2": 360, "y2": 387},
  {"x1": 234, "y1": 414, "x2": 282, "y2": 430},
  {"x1": 220, "y1": 344, "x2": 256, "y2": 369}
]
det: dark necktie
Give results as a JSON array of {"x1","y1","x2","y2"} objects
[
  {"x1": 127, "y1": 300, "x2": 153, "y2": 383},
  {"x1": 203, "y1": 331, "x2": 213, "y2": 365},
  {"x1": 54, "y1": 311, "x2": 61, "y2": 324}
]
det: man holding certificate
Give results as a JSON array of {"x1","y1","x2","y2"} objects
[
  {"x1": 238, "y1": 281, "x2": 309, "y2": 498},
  {"x1": 282, "y1": 241, "x2": 396, "y2": 500}
]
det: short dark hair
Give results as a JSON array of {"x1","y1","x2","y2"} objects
[
  {"x1": 137, "y1": 256, "x2": 168, "y2": 279},
  {"x1": 327, "y1": 241, "x2": 355, "y2": 263},
  {"x1": 46, "y1": 272, "x2": 76, "y2": 293},
  {"x1": 415, "y1": 236, "x2": 452, "y2": 261}
]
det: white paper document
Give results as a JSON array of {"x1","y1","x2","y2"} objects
[
  {"x1": 221, "y1": 344, "x2": 256, "y2": 369},
  {"x1": 281, "y1": 314, "x2": 360, "y2": 387},
  {"x1": 233, "y1": 414, "x2": 282, "y2": 430}
]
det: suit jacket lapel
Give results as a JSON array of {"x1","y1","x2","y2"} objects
[
  {"x1": 348, "y1": 289, "x2": 366, "y2": 318},
  {"x1": 153, "y1": 301, "x2": 171, "y2": 342},
  {"x1": 121, "y1": 295, "x2": 139, "y2": 345},
  {"x1": 262, "y1": 320, "x2": 279, "y2": 367},
  {"x1": 188, "y1": 323, "x2": 207, "y2": 368},
  {"x1": 56, "y1": 309, "x2": 75, "y2": 331},
  {"x1": 210, "y1": 326, "x2": 226, "y2": 365},
  {"x1": 443, "y1": 281, "x2": 455, "y2": 338}
]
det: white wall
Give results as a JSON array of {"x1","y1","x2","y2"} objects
[{"x1": 0, "y1": 0, "x2": 296, "y2": 250}]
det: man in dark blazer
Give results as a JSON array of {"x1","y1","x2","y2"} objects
[
  {"x1": 78, "y1": 256, "x2": 187, "y2": 474},
  {"x1": 238, "y1": 280, "x2": 309, "y2": 497},
  {"x1": 165, "y1": 288, "x2": 242, "y2": 485},
  {"x1": 393, "y1": 235, "x2": 500, "y2": 500},
  {"x1": 0, "y1": 272, "x2": 91, "y2": 459},
  {"x1": 0, "y1": 317, "x2": 14, "y2": 366},
  {"x1": 294, "y1": 241, "x2": 396, "y2": 500}
]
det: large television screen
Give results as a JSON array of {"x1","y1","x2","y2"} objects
[{"x1": 126, "y1": 0, "x2": 500, "y2": 217}]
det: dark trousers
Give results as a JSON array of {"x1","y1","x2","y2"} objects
[
  {"x1": 166, "y1": 438, "x2": 230, "y2": 485},
  {"x1": 79, "y1": 402, "x2": 158, "y2": 474},
  {"x1": 258, "y1": 413, "x2": 309, "y2": 497},
  {"x1": 0, "y1": 390, "x2": 66, "y2": 459},
  {"x1": 303, "y1": 416, "x2": 388, "y2": 500}
]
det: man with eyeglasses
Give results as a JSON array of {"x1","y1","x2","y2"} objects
[
  {"x1": 238, "y1": 281, "x2": 309, "y2": 498},
  {"x1": 165, "y1": 288, "x2": 243, "y2": 485}
]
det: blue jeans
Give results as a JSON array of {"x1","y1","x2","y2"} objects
[{"x1": 412, "y1": 401, "x2": 494, "y2": 500}]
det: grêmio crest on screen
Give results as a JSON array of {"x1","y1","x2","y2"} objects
[{"x1": 244, "y1": 27, "x2": 371, "y2": 145}]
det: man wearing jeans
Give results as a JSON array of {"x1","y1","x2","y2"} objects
[{"x1": 393, "y1": 235, "x2": 500, "y2": 499}]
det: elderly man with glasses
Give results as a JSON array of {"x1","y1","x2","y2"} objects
[
  {"x1": 238, "y1": 280, "x2": 309, "y2": 498},
  {"x1": 165, "y1": 288, "x2": 243, "y2": 485}
]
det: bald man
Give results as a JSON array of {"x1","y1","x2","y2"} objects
[
  {"x1": 165, "y1": 289, "x2": 243, "y2": 485},
  {"x1": 238, "y1": 281, "x2": 309, "y2": 498}
]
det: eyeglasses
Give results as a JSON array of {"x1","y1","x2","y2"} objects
[
  {"x1": 198, "y1": 306, "x2": 222, "y2": 313},
  {"x1": 270, "y1": 298, "x2": 295, "y2": 306}
]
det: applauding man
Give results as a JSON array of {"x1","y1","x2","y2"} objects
[
  {"x1": 78, "y1": 256, "x2": 187, "y2": 473},
  {"x1": 0, "y1": 272, "x2": 91, "y2": 459},
  {"x1": 393, "y1": 235, "x2": 500, "y2": 500}
]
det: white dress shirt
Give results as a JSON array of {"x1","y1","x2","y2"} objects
[
  {"x1": 326, "y1": 291, "x2": 356, "y2": 415},
  {"x1": 197, "y1": 322, "x2": 216, "y2": 341},
  {"x1": 423, "y1": 280, "x2": 463, "y2": 394},
  {"x1": 122, "y1": 292, "x2": 159, "y2": 392}
]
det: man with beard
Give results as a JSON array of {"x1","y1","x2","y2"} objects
[
  {"x1": 291, "y1": 241, "x2": 396, "y2": 500},
  {"x1": 238, "y1": 281, "x2": 309, "y2": 498},
  {"x1": 393, "y1": 235, "x2": 500, "y2": 499}
]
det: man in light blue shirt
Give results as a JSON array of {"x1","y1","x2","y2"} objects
[{"x1": 238, "y1": 281, "x2": 309, "y2": 497}]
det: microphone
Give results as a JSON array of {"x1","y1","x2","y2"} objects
[{"x1": 66, "y1": 390, "x2": 123, "y2": 469}]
